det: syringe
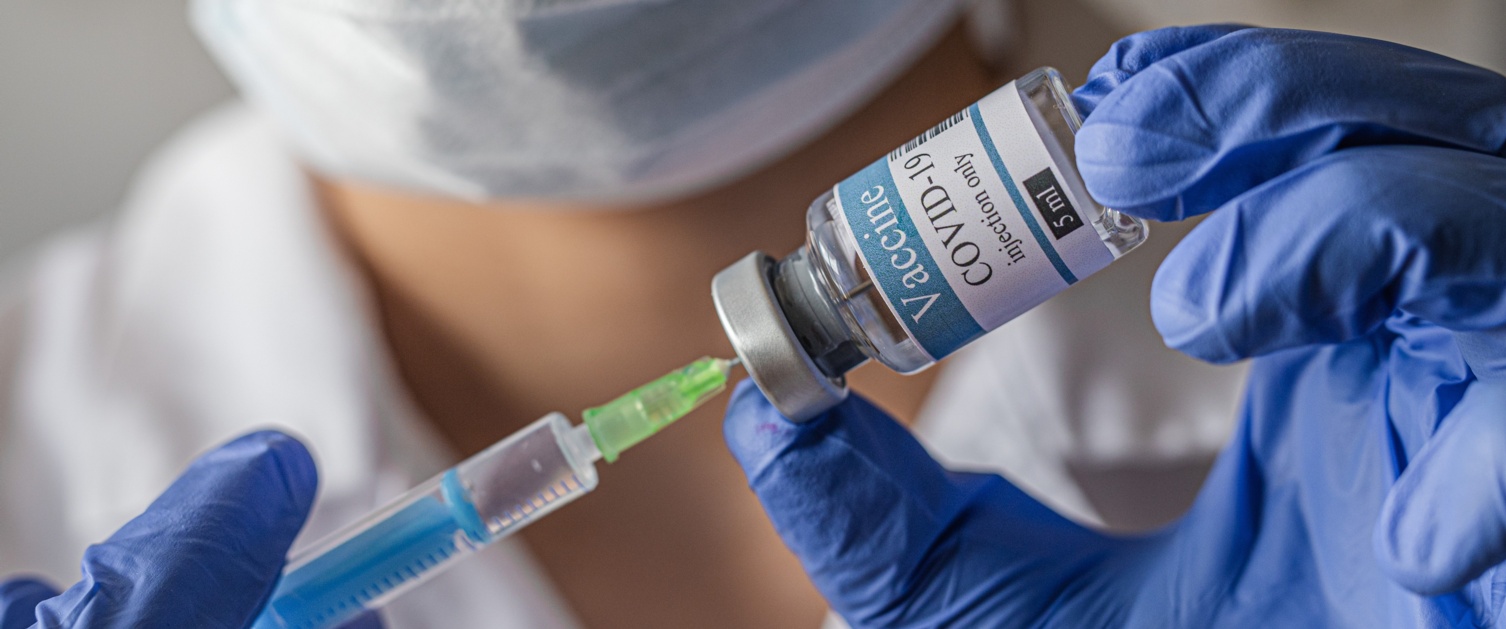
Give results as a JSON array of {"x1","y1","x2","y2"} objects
[{"x1": 252, "y1": 357, "x2": 737, "y2": 629}]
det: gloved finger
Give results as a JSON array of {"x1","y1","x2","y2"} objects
[
  {"x1": 723, "y1": 381, "x2": 1121, "y2": 626},
  {"x1": 1072, "y1": 24, "x2": 1253, "y2": 116},
  {"x1": 0, "y1": 577, "x2": 59, "y2": 629},
  {"x1": 1076, "y1": 28, "x2": 1506, "y2": 221},
  {"x1": 34, "y1": 431, "x2": 317, "y2": 628},
  {"x1": 1374, "y1": 381, "x2": 1506, "y2": 595},
  {"x1": 1456, "y1": 327, "x2": 1506, "y2": 382},
  {"x1": 1150, "y1": 146, "x2": 1506, "y2": 362}
]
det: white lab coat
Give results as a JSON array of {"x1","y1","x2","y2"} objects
[{"x1": 0, "y1": 103, "x2": 1247, "y2": 626}]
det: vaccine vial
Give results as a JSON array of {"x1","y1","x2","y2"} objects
[{"x1": 713, "y1": 68, "x2": 1147, "y2": 421}]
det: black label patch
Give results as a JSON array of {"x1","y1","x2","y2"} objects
[{"x1": 1023, "y1": 168, "x2": 1084, "y2": 241}]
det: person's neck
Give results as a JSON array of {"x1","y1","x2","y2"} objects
[{"x1": 316, "y1": 27, "x2": 996, "y2": 452}]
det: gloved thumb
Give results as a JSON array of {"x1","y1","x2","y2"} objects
[
  {"x1": 0, "y1": 578, "x2": 59, "y2": 629},
  {"x1": 723, "y1": 381, "x2": 1121, "y2": 626},
  {"x1": 1375, "y1": 381, "x2": 1506, "y2": 595},
  {"x1": 1072, "y1": 24, "x2": 1251, "y2": 116},
  {"x1": 34, "y1": 431, "x2": 318, "y2": 628}
]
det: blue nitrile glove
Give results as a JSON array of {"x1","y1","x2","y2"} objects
[
  {"x1": 1074, "y1": 25, "x2": 1506, "y2": 596},
  {"x1": 0, "y1": 432, "x2": 380, "y2": 629},
  {"x1": 725, "y1": 26, "x2": 1506, "y2": 628}
]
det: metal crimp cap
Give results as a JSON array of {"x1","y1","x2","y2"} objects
[{"x1": 712, "y1": 252, "x2": 848, "y2": 422}]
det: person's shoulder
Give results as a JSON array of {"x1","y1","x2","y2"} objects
[
  {"x1": 0, "y1": 101, "x2": 303, "y2": 394},
  {"x1": 125, "y1": 102, "x2": 302, "y2": 210}
]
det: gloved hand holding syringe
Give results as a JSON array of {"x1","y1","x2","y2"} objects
[{"x1": 252, "y1": 357, "x2": 738, "y2": 629}]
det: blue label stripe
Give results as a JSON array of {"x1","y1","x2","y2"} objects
[
  {"x1": 836, "y1": 160, "x2": 984, "y2": 360},
  {"x1": 969, "y1": 104, "x2": 1078, "y2": 285}
]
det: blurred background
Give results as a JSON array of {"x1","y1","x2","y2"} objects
[
  {"x1": 1, "y1": 0, "x2": 230, "y2": 262},
  {"x1": 2, "y1": 0, "x2": 1503, "y2": 266}
]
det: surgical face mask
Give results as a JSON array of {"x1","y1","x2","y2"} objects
[{"x1": 191, "y1": 0, "x2": 964, "y2": 203}]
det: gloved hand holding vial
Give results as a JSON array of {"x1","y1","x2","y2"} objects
[{"x1": 723, "y1": 26, "x2": 1506, "y2": 628}]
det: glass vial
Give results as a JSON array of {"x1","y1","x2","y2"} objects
[{"x1": 713, "y1": 68, "x2": 1147, "y2": 421}]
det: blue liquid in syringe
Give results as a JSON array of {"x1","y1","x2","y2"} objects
[{"x1": 255, "y1": 471, "x2": 492, "y2": 629}]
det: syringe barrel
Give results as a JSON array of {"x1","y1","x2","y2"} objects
[{"x1": 254, "y1": 413, "x2": 599, "y2": 629}]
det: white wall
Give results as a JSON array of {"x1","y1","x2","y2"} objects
[{"x1": 0, "y1": 0, "x2": 232, "y2": 262}]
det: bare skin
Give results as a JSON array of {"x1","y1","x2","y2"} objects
[{"x1": 319, "y1": 25, "x2": 996, "y2": 629}]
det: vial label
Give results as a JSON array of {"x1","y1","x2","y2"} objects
[{"x1": 833, "y1": 81, "x2": 1115, "y2": 361}]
